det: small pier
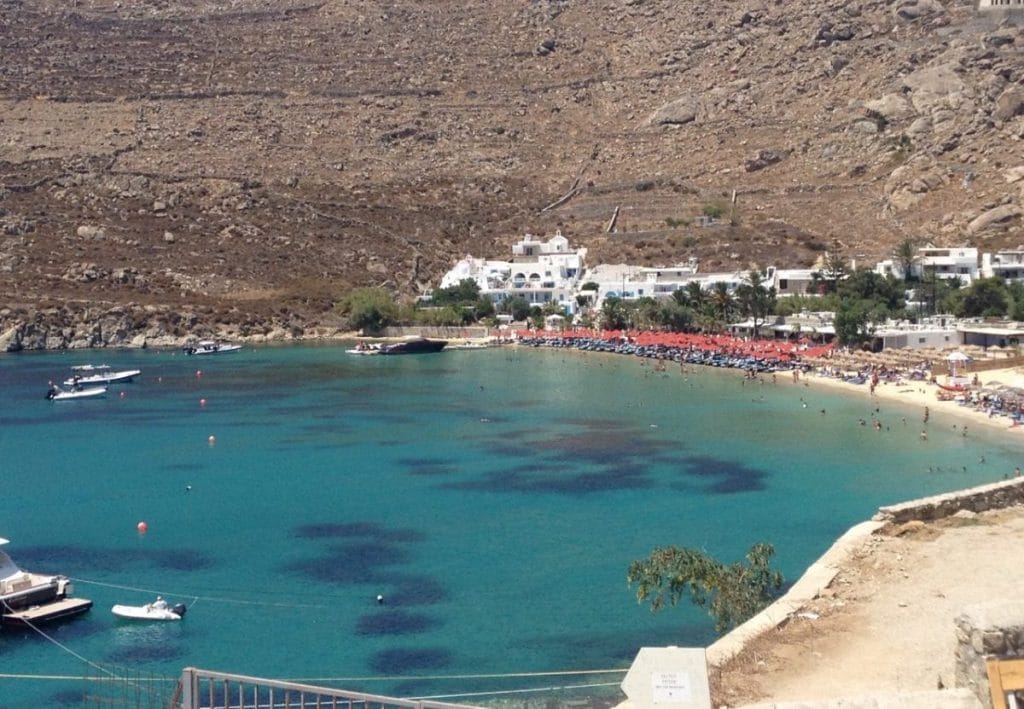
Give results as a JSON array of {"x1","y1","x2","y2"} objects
[{"x1": 2, "y1": 597, "x2": 93, "y2": 626}]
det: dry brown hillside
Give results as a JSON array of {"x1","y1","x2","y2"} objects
[{"x1": 1, "y1": 0, "x2": 1023, "y2": 345}]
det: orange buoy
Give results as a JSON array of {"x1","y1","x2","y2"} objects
[{"x1": 137, "y1": 521, "x2": 148, "y2": 534}]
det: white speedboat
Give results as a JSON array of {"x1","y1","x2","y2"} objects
[
  {"x1": 184, "y1": 340, "x2": 243, "y2": 355},
  {"x1": 46, "y1": 385, "x2": 107, "y2": 401},
  {"x1": 63, "y1": 365, "x2": 141, "y2": 387},
  {"x1": 0, "y1": 538, "x2": 92, "y2": 626},
  {"x1": 112, "y1": 597, "x2": 187, "y2": 621}
]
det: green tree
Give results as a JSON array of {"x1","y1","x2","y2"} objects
[
  {"x1": 431, "y1": 278, "x2": 481, "y2": 306},
  {"x1": 601, "y1": 297, "x2": 629, "y2": 330},
  {"x1": 836, "y1": 269, "x2": 905, "y2": 312},
  {"x1": 1008, "y1": 281, "x2": 1024, "y2": 321},
  {"x1": 340, "y1": 288, "x2": 399, "y2": 335},
  {"x1": 955, "y1": 277, "x2": 1008, "y2": 318},
  {"x1": 809, "y1": 248, "x2": 849, "y2": 295},
  {"x1": 657, "y1": 300, "x2": 694, "y2": 332},
  {"x1": 634, "y1": 296, "x2": 661, "y2": 330},
  {"x1": 627, "y1": 543, "x2": 784, "y2": 635},
  {"x1": 735, "y1": 270, "x2": 777, "y2": 338},
  {"x1": 504, "y1": 296, "x2": 532, "y2": 321}
]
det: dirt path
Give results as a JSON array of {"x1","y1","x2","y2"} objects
[{"x1": 711, "y1": 507, "x2": 1024, "y2": 707}]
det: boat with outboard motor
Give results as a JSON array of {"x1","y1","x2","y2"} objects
[
  {"x1": 63, "y1": 365, "x2": 141, "y2": 387},
  {"x1": 0, "y1": 537, "x2": 92, "y2": 626},
  {"x1": 112, "y1": 596, "x2": 187, "y2": 621},
  {"x1": 184, "y1": 340, "x2": 243, "y2": 355},
  {"x1": 46, "y1": 384, "x2": 107, "y2": 401},
  {"x1": 346, "y1": 342, "x2": 383, "y2": 355}
]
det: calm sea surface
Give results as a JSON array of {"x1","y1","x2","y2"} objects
[{"x1": 0, "y1": 343, "x2": 1019, "y2": 706}]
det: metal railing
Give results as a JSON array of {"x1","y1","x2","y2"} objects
[{"x1": 176, "y1": 668, "x2": 484, "y2": 709}]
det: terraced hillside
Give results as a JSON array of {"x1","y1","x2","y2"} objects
[{"x1": 0, "y1": 0, "x2": 1022, "y2": 344}]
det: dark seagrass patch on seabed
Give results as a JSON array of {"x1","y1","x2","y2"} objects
[
  {"x1": 676, "y1": 455, "x2": 768, "y2": 493},
  {"x1": 15, "y1": 545, "x2": 215, "y2": 574},
  {"x1": 397, "y1": 457, "x2": 459, "y2": 477},
  {"x1": 516, "y1": 621, "x2": 713, "y2": 667},
  {"x1": 285, "y1": 541, "x2": 412, "y2": 584},
  {"x1": 370, "y1": 646, "x2": 452, "y2": 674},
  {"x1": 386, "y1": 574, "x2": 449, "y2": 606},
  {"x1": 356, "y1": 610, "x2": 440, "y2": 636},
  {"x1": 105, "y1": 641, "x2": 186, "y2": 664},
  {"x1": 46, "y1": 688, "x2": 89, "y2": 706},
  {"x1": 293, "y1": 521, "x2": 424, "y2": 543},
  {"x1": 443, "y1": 418, "x2": 690, "y2": 494}
]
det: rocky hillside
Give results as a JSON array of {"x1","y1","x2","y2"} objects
[{"x1": 1, "y1": 0, "x2": 1022, "y2": 348}]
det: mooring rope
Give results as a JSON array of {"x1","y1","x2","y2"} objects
[{"x1": 71, "y1": 577, "x2": 328, "y2": 609}]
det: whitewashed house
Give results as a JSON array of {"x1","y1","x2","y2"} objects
[
  {"x1": 438, "y1": 230, "x2": 587, "y2": 315},
  {"x1": 874, "y1": 245, "x2": 979, "y2": 284},
  {"x1": 913, "y1": 246, "x2": 979, "y2": 283},
  {"x1": 981, "y1": 247, "x2": 1024, "y2": 282},
  {"x1": 767, "y1": 267, "x2": 817, "y2": 297}
]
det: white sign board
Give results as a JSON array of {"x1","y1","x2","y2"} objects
[
  {"x1": 621, "y1": 647, "x2": 710, "y2": 709},
  {"x1": 652, "y1": 671, "x2": 692, "y2": 702}
]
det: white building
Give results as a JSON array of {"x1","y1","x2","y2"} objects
[
  {"x1": 914, "y1": 246, "x2": 979, "y2": 283},
  {"x1": 767, "y1": 267, "x2": 817, "y2": 297},
  {"x1": 438, "y1": 230, "x2": 587, "y2": 315},
  {"x1": 874, "y1": 245, "x2": 979, "y2": 284},
  {"x1": 978, "y1": 0, "x2": 1024, "y2": 9},
  {"x1": 981, "y1": 247, "x2": 1024, "y2": 282}
]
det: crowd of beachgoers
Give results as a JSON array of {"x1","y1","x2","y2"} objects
[
  {"x1": 513, "y1": 328, "x2": 1024, "y2": 427},
  {"x1": 515, "y1": 329, "x2": 831, "y2": 373}
]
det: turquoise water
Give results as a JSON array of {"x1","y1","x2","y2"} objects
[{"x1": 0, "y1": 344, "x2": 1020, "y2": 706}]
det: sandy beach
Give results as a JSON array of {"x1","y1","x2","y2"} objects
[{"x1": 708, "y1": 364, "x2": 1024, "y2": 708}]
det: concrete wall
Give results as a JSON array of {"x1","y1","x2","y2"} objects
[{"x1": 874, "y1": 479, "x2": 1024, "y2": 525}]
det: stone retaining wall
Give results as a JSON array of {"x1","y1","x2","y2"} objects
[
  {"x1": 382, "y1": 325, "x2": 493, "y2": 339},
  {"x1": 955, "y1": 602, "x2": 1024, "y2": 708},
  {"x1": 874, "y1": 478, "x2": 1024, "y2": 525}
]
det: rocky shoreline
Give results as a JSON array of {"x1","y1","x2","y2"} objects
[{"x1": 0, "y1": 303, "x2": 343, "y2": 352}]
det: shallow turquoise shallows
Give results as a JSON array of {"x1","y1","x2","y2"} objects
[{"x1": 0, "y1": 344, "x2": 1018, "y2": 706}]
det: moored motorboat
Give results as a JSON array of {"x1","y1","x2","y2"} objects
[
  {"x1": 46, "y1": 384, "x2": 107, "y2": 401},
  {"x1": 112, "y1": 596, "x2": 187, "y2": 621},
  {"x1": 63, "y1": 365, "x2": 141, "y2": 387},
  {"x1": 0, "y1": 538, "x2": 92, "y2": 626},
  {"x1": 379, "y1": 336, "x2": 447, "y2": 355},
  {"x1": 184, "y1": 340, "x2": 243, "y2": 355}
]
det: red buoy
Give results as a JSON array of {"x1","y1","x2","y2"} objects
[{"x1": 137, "y1": 521, "x2": 148, "y2": 534}]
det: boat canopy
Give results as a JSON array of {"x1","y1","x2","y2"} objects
[{"x1": 0, "y1": 539, "x2": 24, "y2": 581}]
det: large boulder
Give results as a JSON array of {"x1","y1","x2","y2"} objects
[
  {"x1": 968, "y1": 205, "x2": 1022, "y2": 235},
  {"x1": 993, "y1": 86, "x2": 1024, "y2": 123},
  {"x1": 894, "y1": 0, "x2": 944, "y2": 21},
  {"x1": 902, "y1": 64, "x2": 966, "y2": 114},
  {"x1": 864, "y1": 94, "x2": 916, "y2": 123},
  {"x1": 649, "y1": 96, "x2": 700, "y2": 126}
]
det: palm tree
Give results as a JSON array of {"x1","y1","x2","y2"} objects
[
  {"x1": 708, "y1": 282, "x2": 735, "y2": 329},
  {"x1": 893, "y1": 238, "x2": 919, "y2": 282}
]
